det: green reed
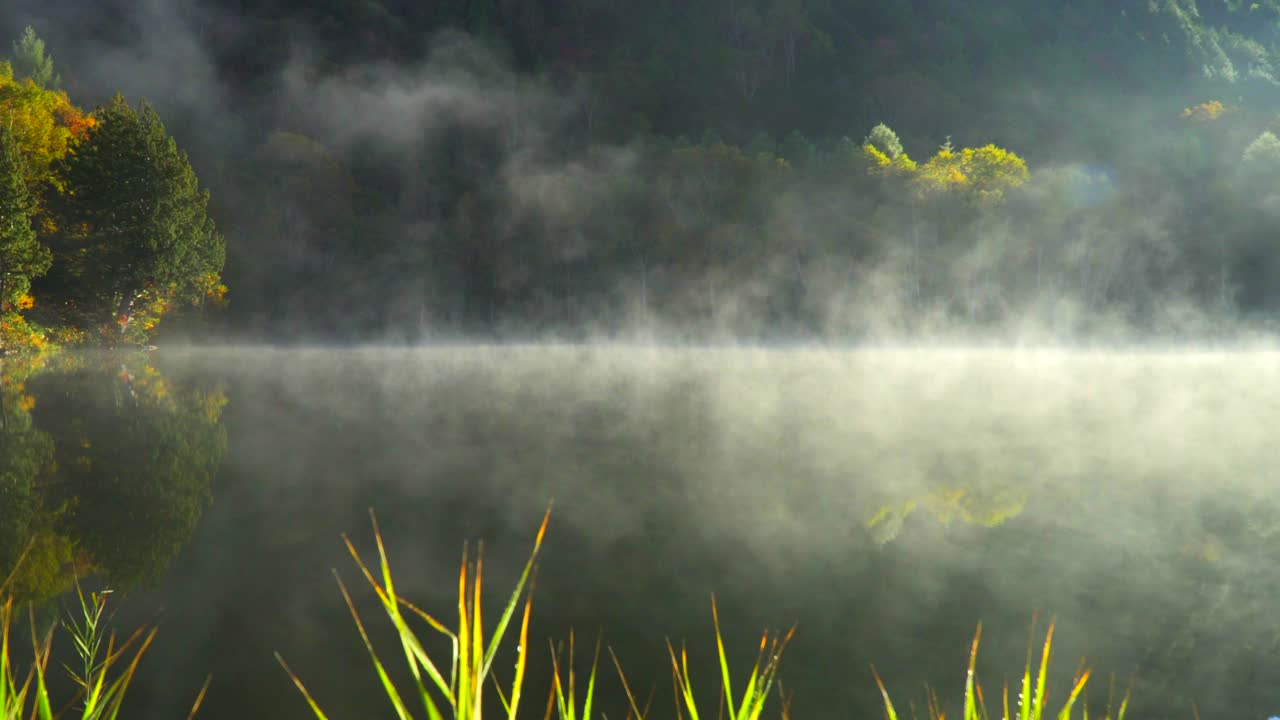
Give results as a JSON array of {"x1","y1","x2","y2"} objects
[
  {"x1": 280, "y1": 507, "x2": 799, "y2": 720},
  {"x1": 872, "y1": 618, "x2": 1128, "y2": 720},
  {"x1": 0, "y1": 571, "x2": 208, "y2": 720}
]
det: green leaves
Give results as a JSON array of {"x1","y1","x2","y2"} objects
[
  {"x1": 0, "y1": 124, "x2": 50, "y2": 321},
  {"x1": 9, "y1": 28, "x2": 58, "y2": 90},
  {"x1": 52, "y1": 94, "x2": 225, "y2": 341}
]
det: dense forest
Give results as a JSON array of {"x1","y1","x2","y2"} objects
[{"x1": 5, "y1": 1, "x2": 1280, "y2": 342}]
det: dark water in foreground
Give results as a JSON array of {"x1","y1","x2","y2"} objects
[{"x1": 4, "y1": 345, "x2": 1280, "y2": 719}]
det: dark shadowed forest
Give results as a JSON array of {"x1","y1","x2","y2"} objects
[{"x1": 5, "y1": 1, "x2": 1280, "y2": 345}]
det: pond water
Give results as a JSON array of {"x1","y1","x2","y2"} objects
[{"x1": 3, "y1": 345, "x2": 1280, "y2": 719}]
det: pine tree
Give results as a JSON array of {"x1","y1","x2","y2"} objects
[
  {"x1": 10, "y1": 27, "x2": 58, "y2": 89},
  {"x1": 0, "y1": 124, "x2": 51, "y2": 337},
  {"x1": 53, "y1": 95, "x2": 224, "y2": 340}
]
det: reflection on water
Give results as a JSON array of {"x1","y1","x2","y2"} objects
[
  {"x1": 0, "y1": 351, "x2": 227, "y2": 603},
  {"x1": 5, "y1": 346, "x2": 1280, "y2": 719}
]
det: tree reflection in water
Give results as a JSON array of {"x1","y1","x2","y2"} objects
[{"x1": 0, "y1": 351, "x2": 227, "y2": 604}]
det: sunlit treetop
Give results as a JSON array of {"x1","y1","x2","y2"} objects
[
  {"x1": 861, "y1": 125, "x2": 1029, "y2": 204},
  {"x1": 1181, "y1": 99, "x2": 1229, "y2": 122},
  {"x1": 10, "y1": 26, "x2": 59, "y2": 90},
  {"x1": 0, "y1": 61, "x2": 94, "y2": 196}
]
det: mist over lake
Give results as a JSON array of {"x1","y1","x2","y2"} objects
[{"x1": 5, "y1": 345, "x2": 1278, "y2": 718}]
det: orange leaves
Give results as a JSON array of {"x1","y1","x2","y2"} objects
[
  {"x1": 0, "y1": 70, "x2": 90, "y2": 205},
  {"x1": 57, "y1": 105, "x2": 95, "y2": 140},
  {"x1": 0, "y1": 311, "x2": 48, "y2": 352}
]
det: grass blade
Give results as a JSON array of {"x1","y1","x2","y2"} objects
[
  {"x1": 1032, "y1": 621, "x2": 1054, "y2": 720},
  {"x1": 610, "y1": 647, "x2": 648, "y2": 720},
  {"x1": 964, "y1": 623, "x2": 981, "y2": 720},
  {"x1": 1055, "y1": 667, "x2": 1090, "y2": 720},
  {"x1": 275, "y1": 652, "x2": 332, "y2": 720},
  {"x1": 871, "y1": 665, "x2": 900, "y2": 720},
  {"x1": 334, "y1": 570, "x2": 414, "y2": 720},
  {"x1": 186, "y1": 674, "x2": 213, "y2": 720}
]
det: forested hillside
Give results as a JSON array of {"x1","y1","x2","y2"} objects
[{"x1": 4, "y1": 1, "x2": 1280, "y2": 342}]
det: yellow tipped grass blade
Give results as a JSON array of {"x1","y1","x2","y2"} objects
[
  {"x1": 361, "y1": 511, "x2": 451, "y2": 718},
  {"x1": 342, "y1": 532, "x2": 453, "y2": 712},
  {"x1": 874, "y1": 619, "x2": 1120, "y2": 720},
  {"x1": 1018, "y1": 619, "x2": 1034, "y2": 720},
  {"x1": 1055, "y1": 667, "x2": 1091, "y2": 720},
  {"x1": 667, "y1": 640, "x2": 701, "y2": 720},
  {"x1": 1032, "y1": 621, "x2": 1055, "y2": 720},
  {"x1": 186, "y1": 674, "x2": 213, "y2": 720},
  {"x1": 609, "y1": 647, "x2": 651, "y2": 720},
  {"x1": 964, "y1": 624, "x2": 981, "y2": 720},
  {"x1": 99, "y1": 626, "x2": 160, "y2": 720},
  {"x1": 488, "y1": 576, "x2": 537, "y2": 720},
  {"x1": 710, "y1": 597, "x2": 734, "y2": 719},
  {"x1": 457, "y1": 543, "x2": 471, "y2": 716},
  {"x1": 333, "y1": 569, "x2": 414, "y2": 720},
  {"x1": 274, "y1": 652, "x2": 332, "y2": 720},
  {"x1": 281, "y1": 505, "x2": 551, "y2": 720},
  {"x1": 871, "y1": 665, "x2": 900, "y2": 720},
  {"x1": 482, "y1": 508, "x2": 551, "y2": 679},
  {"x1": 471, "y1": 543, "x2": 484, "y2": 711}
]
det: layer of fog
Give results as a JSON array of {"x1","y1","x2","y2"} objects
[
  {"x1": 128, "y1": 344, "x2": 1280, "y2": 717},
  {"x1": 7, "y1": 1, "x2": 1280, "y2": 343}
]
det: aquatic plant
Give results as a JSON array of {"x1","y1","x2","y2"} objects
[
  {"x1": 0, "y1": 573, "x2": 209, "y2": 720},
  {"x1": 277, "y1": 507, "x2": 550, "y2": 720},
  {"x1": 872, "y1": 618, "x2": 1127, "y2": 720},
  {"x1": 605, "y1": 597, "x2": 793, "y2": 720},
  {"x1": 545, "y1": 631, "x2": 600, "y2": 720},
  {"x1": 281, "y1": 508, "x2": 796, "y2": 720}
]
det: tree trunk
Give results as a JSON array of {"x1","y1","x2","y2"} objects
[
  {"x1": 0, "y1": 269, "x2": 7, "y2": 358},
  {"x1": 116, "y1": 291, "x2": 139, "y2": 341}
]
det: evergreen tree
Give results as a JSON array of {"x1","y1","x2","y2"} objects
[
  {"x1": 53, "y1": 95, "x2": 225, "y2": 340},
  {"x1": 0, "y1": 124, "x2": 51, "y2": 338},
  {"x1": 10, "y1": 27, "x2": 58, "y2": 89}
]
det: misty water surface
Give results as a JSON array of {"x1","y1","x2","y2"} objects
[{"x1": 4, "y1": 345, "x2": 1280, "y2": 719}]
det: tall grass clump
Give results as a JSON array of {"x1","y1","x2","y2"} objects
[
  {"x1": 872, "y1": 618, "x2": 1129, "y2": 720},
  {"x1": 277, "y1": 507, "x2": 551, "y2": 720},
  {"x1": 0, "y1": 572, "x2": 208, "y2": 720},
  {"x1": 281, "y1": 508, "x2": 797, "y2": 720},
  {"x1": 603, "y1": 597, "x2": 794, "y2": 720}
]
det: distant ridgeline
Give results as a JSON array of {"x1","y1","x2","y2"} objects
[
  {"x1": 0, "y1": 351, "x2": 227, "y2": 605},
  {"x1": 0, "y1": 27, "x2": 225, "y2": 356}
]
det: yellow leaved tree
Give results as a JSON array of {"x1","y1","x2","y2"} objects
[
  {"x1": 862, "y1": 122, "x2": 918, "y2": 176},
  {"x1": 0, "y1": 61, "x2": 94, "y2": 199},
  {"x1": 915, "y1": 138, "x2": 1030, "y2": 203},
  {"x1": 860, "y1": 124, "x2": 1029, "y2": 204}
]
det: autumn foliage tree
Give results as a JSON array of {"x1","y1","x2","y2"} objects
[
  {"x1": 915, "y1": 140, "x2": 1030, "y2": 203},
  {"x1": 0, "y1": 60, "x2": 92, "y2": 202},
  {"x1": 0, "y1": 124, "x2": 51, "y2": 354}
]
